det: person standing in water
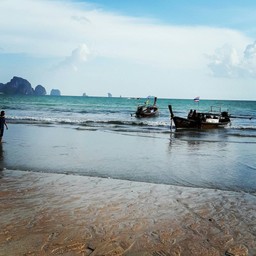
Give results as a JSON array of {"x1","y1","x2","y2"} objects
[{"x1": 0, "y1": 111, "x2": 8, "y2": 143}]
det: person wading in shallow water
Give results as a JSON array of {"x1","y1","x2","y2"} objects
[{"x1": 0, "y1": 111, "x2": 8, "y2": 143}]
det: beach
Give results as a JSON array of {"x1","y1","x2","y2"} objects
[
  {"x1": 0, "y1": 169, "x2": 255, "y2": 256},
  {"x1": 0, "y1": 96, "x2": 256, "y2": 255}
]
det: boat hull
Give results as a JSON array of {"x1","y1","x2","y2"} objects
[
  {"x1": 135, "y1": 107, "x2": 159, "y2": 118},
  {"x1": 168, "y1": 105, "x2": 231, "y2": 130},
  {"x1": 172, "y1": 116, "x2": 199, "y2": 129},
  {"x1": 173, "y1": 116, "x2": 230, "y2": 129}
]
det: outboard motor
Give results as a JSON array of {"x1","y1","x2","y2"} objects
[
  {"x1": 221, "y1": 111, "x2": 229, "y2": 117},
  {"x1": 221, "y1": 111, "x2": 230, "y2": 122}
]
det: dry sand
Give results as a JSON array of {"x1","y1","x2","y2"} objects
[{"x1": 0, "y1": 170, "x2": 255, "y2": 256}]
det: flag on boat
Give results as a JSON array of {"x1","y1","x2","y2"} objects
[{"x1": 194, "y1": 96, "x2": 200, "y2": 102}]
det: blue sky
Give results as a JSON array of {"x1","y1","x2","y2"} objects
[
  {"x1": 0, "y1": 0, "x2": 256, "y2": 99},
  {"x1": 83, "y1": 0, "x2": 256, "y2": 31}
]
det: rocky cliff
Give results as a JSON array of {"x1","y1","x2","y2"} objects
[
  {"x1": 0, "y1": 76, "x2": 47, "y2": 96},
  {"x1": 50, "y1": 89, "x2": 61, "y2": 96},
  {"x1": 34, "y1": 85, "x2": 47, "y2": 96}
]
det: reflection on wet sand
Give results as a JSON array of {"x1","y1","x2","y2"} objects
[
  {"x1": 0, "y1": 143, "x2": 4, "y2": 177},
  {"x1": 170, "y1": 129, "x2": 229, "y2": 144},
  {"x1": 167, "y1": 130, "x2": 256, "y2": 192}
]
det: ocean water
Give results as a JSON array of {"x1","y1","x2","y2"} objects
[{"x1": 1, "y1": 95, "x2": 256, "y2": 193}]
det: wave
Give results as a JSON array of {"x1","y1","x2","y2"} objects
[
  {"x1": 7, "y1": 116, "x2": 256, "y2": 138},
  {"x1": 8, "y1": 116, "x2": 169, "y2": 129},
  {"x1": 2, "y1": 104, "x2": 133, "y2": 116},
  {"x1": 229, "y1": 131, "x2": 256, "y2": 138},
  {"x1": 238, "y1": 126, "x2": 256, "y2": 131}
]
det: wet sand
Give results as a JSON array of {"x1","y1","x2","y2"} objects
[{"x1": 0, "y1": 170, "x2": 255, "y2": 256}]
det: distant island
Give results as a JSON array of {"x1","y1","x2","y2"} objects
[
  {"x1": 0, "y1": 76, "x2": 61, "y2": 96},
  {"x1": 50, "y1": 89, "x2": 61, "y2": 96}
]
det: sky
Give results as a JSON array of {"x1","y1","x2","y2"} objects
[{"x1": 0, "y1": 0, "x2": 256, "y2": 100}]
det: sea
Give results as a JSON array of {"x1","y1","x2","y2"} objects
[{"x1": 1, "y1": 95, "x2": 256, "y2": 193}]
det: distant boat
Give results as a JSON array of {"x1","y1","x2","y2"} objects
[
  {"x1": 168, "y1": 105, "x2": 231, "y2": 130},
  {"x1": 132, "y1": 97, "x2": 159, "y2": 118},
  {"x1": 108, "y1": 93, "x2": 112, "y2": 97}
]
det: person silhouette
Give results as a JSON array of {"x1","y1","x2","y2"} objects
[{"x1": 0, "y1": 111, "x2": 8, "y2": 143}]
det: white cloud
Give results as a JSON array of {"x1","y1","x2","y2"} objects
[
  {"x1": 244, "y1": 41, "x2": 256, "y2": 59},
  {"x1": 0, "y1": 0, "x2": 255, "y2": 99},
  {"x1": 55, "y1": 44, "x2": 91, "y2": 71},
  {"x1": 208, "y1": 41, "x2": 256, "y2": 78},
  {"x1": 0, "y1": 0, "x2": 250, "y2": 65}
]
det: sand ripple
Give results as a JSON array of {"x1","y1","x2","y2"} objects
[{"x1": 0, "y1": 170, "x2": 255, "y2": 255}]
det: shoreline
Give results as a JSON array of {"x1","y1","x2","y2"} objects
[
  {"x1": 0, "y1": 169, "x2": 255, "y2": 255},
  {"x1": 3, "y1": 124, "x2": 256, "y2": 194}
]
